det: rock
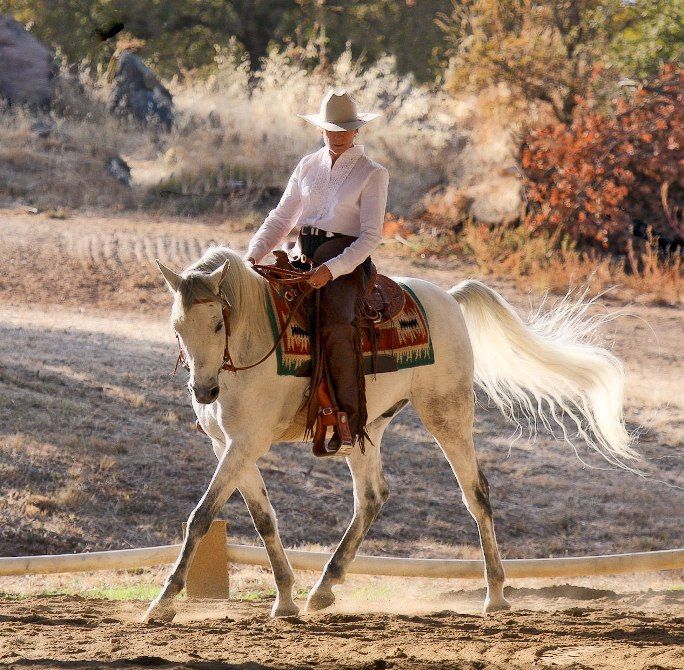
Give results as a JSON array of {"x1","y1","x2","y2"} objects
[
  {"x1": 107, "y1": 156, "x2": 132, "y2": 187},
  {"x1": 109, "y1": 51, "x2": 173, "y2": 130},
  {"x1": 30, "y1": 119, "x2": 56, "y2": 138},
  {"x1": 467, "y1": 175, "x2": 523, "y2": 225},
  {"x1": 415, "y1": 174, "x2": 522, "y2": 226},
  {"x1": 416, "y1": 183, "x2": 474, "y2": 222},
  {"x1": 0, "y1": 15, "x2": 58, "y2": 109}
]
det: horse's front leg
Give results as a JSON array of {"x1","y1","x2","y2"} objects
[
  {"x1": 238, "y1": 464, "x2": 299, "y2": 617},
  {"x1": 307, "y1": 417, "x2": 391, "y2": 612},
  {"x1": 143, "y1": 437, "x2": 261, "y2": 623}
]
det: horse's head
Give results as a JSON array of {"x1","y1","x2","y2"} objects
[{"x1": 157, "y1": 258, "x2": 231, "y2": 405}]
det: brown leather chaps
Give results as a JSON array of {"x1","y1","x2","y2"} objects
[{"x1": 308, "y1": 234, "x2": 370, "y2": 443}]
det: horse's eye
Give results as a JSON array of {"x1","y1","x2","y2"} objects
[{"x1": 215, "y1": 321, "x2": 223, "y2": 333}]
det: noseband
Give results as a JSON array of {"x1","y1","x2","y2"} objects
[{"x1": 173, "y1": 266, "x2": 313, "y2": 377}]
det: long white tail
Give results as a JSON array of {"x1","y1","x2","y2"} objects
[{"x1": 450, "y1": 280, "x2": 638, "y2": 469}]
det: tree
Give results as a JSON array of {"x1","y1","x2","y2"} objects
[
  {"x1": 0, "y1": 1, "x2": 293, "y2": 76},
  {"x1": 276, "y1": 0, "x2": 455, "y2": 82},
  {"x1": 609, "y1": 0, "x2": 684, "y2": 80},
  {"x1": 436, "y1": 0, "x2": 680, "y2": 123},
  {"x1": 1, "y1": 0, "x2": 453, "y2": 82}
]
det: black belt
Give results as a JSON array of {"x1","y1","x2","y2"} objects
[
  {"x1": 296, "y1": 227, "x2": 355, "y2": 268},
  {"x1": 299, "y1": 226, "x2": 347, "y2": 239}
]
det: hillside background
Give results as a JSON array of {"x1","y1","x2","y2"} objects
[{"x1": 0, "y1": 0, "x2": 681, "y2": 303}]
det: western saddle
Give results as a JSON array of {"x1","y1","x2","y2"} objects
[{"x1": 253, "y1": 250, "x2": 405, "y2": 458}]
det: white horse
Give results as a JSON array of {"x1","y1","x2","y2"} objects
[{"x1": 145, "y1": 246, "x2": 637, "y2": 623}]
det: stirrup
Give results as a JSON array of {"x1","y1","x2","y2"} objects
[
  {"x1": 328, "y1": 427, "x2": 354, "y2": 458},
  {"x1": 319, "y1": 435, "x2": 354, "y2": 459},
  {"x1": 312, "y1": 412, "x2": 354, "y2": 458}
]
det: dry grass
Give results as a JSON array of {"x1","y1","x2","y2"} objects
[
  {"x1": 0, "y1": 47, "x2": 494, "y2": 217},
  {"x1": 0, "y1": 103, "x2": 157, "y2": 211},
  {"x1": 398, "y1": 219, "x2": 682, "y2": 307},
  {"x1": 623, "y1": 235, "x2": 683, "y2": 305},
  {"x1": 154, "y1": 45, "x2": 460, "y2": 216}
]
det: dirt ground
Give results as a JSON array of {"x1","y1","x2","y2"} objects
[
  {"x1": 0, "y1": 586, "x2": 682, "y2": 669},
  {"x1": 0, "y1": 208, "x2": 682, "y2": 668}
]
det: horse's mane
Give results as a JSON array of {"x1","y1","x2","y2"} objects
[{"x1": 178, "y1": 246, "x2": 268, "y2": 333}]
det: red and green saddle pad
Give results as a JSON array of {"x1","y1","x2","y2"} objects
[{"x1": 264, "y1": 281, "x2": 435, "y2": 377}]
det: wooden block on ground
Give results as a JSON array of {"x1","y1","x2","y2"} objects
[{"x1": 183, "y1": 519, "x2": 229, "y2": 599}]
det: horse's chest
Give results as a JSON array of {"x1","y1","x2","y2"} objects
[{"x1": 193, "y1": 404, "x2": 222, "y2": 442}]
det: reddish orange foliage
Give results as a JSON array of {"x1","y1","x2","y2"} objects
[
  {"x1": 383, "y1": 212, "x2": 412, "y2": 237},
  {"x1": 521, "y1": 65, "x2": 683, "y2": 253}
]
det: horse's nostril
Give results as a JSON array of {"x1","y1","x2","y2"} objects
[{"x1": 191, "y1": 384, "x2": 219, "y2": 404}]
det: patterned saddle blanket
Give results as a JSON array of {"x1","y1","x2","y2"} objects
[{"x1": 264, "y1": 281, "x2": 435, "y2": 377}]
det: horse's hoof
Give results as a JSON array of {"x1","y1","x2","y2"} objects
[
  {"x1": 484, "y1": 596, "x2": 511, "y2": 614},
  {"x1": 306, "y1": 588, "x2": 335, "y2": 612},
  {"x1": 143, "y1": 601, "x2": 176, "y2": 624},
  {"x1": 271, "y1": 600, "x2": 300, "y2": 618}
]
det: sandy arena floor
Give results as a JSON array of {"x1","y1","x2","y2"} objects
[{"x1": 0, "y1": 585, "x2": 682, "y2": 669}]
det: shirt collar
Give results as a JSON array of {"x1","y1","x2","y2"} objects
[{"x1": 320, "y1": 143, "x2": 364, "y2": 169}]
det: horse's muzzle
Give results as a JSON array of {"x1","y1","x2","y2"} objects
[{"x1": 193, "y1": 384, "x2": 220, "y2": 404}]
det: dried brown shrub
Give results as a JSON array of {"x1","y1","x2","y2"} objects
[
  {"x1": 521, "y1": 65, "x2": 683, "y2": 254},
  {"x1": 460, "y1": 220, "x2": 681, "y2": 305}
]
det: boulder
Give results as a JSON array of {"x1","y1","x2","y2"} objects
[
  {"x1": 466, "y1": 174, "x2": 523, "y2": 225},
  {"x1": 107, "y1": 155, "x2": 132, "y2": 188},
  {"x1": 30, "y1": 119, "x2": 55, "y2": 138},
  {"x1": 109, "y1": 51, "x2": 173, "y2": 130},
  {"x1": 415, "y1": 172, "x2": 523, "y2": 226},
  {"x1": 0, "y1": 15, "x2": 58, "y2": 110}
]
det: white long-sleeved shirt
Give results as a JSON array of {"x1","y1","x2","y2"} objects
[{"x1": 245, "y1": 144, "x2": 389, "y2": 280}]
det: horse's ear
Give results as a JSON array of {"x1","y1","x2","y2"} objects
[
  {"x1": 156, "y1": 259, "x2": 181, "y2": 293},
  {"x1": 207, "y1": 259, "x2": 231, "y2": 295}
]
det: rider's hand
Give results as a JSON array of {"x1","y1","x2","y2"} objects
[
  {"x1": 243, "y1": 256, "x2": 256, "y2": 267},
  {"x1": 306, "y1": 264, "x2": 333, "y2": 289}
]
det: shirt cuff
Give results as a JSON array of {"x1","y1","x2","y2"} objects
[
  {"x1": 323, "y1": 257, "x2": 346, "y2": 281},
  {"x1": 245, "y1": 242, "x2": 266, "y2": 264}
]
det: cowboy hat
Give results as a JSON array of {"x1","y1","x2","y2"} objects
[{"x1": 297, "y1": 88, "x2": 381, "y2": 131}]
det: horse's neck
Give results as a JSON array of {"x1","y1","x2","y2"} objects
[{"x1": 226, "y1": 275, "x2": 273, "y2": 367}]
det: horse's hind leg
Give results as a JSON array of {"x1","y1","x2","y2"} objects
[
  {"x1": 238, "y1": 464, "x2": 299, "y2": 617},
  {"x1": 306, "y1": 413, "x2": 395, "y2": 612},
  {"x1": 412, "y1": 388, "x2": 510, "y2": 613}
]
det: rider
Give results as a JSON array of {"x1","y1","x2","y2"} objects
[{"x1": 243, "y1": 88, "x2": 389, "y2": 450}]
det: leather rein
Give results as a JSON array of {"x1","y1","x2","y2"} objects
[{"x1": 173, "y1": 264, "x2": 314, "y2": 376}]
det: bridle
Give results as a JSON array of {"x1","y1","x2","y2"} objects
[
  {"x1": 173, "y1": 264, "x2": 314, "y2": 377},
  {"x1": 172, "y1": 293, "x2": 235, "y2": 375}
]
